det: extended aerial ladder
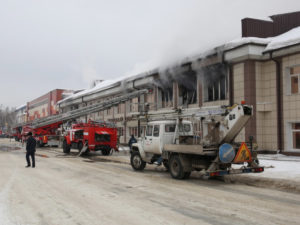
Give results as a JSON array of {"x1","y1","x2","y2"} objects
[
  {"x1": 13, "y1": 89, "x2": 148, "y2": 146},
  {"x1": 14, "y1": 89, "x2": 148, "y2": 129}
]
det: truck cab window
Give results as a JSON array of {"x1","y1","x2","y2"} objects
[
  {"x1": 146, "y1": 125, "x2": 153, "y2": 136},
  {"x1": 165, "y1": 124, "x2": 176, "y2": 132},
  {"x1": 153, "y1": 125, "x2": 160, "y2": 137}
]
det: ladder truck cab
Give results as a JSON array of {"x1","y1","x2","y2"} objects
[
  {"x1": 130, "y1": 104, "x2": 264, "y2": 179},
  {"x1": 13, "y1": 127, "x2": 22, "y2": 141},
  {"x1": 63, "y1": 120, "x2": 118, "y2": 155}
]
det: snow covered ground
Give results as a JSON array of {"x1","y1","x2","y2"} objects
[{"x1": 252, "y1": 154, "x2": 300, "y2": 180}]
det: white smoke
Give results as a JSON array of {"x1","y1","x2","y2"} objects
[{"x1": 81, "y1": 65, "x2": 99, "y2": 87}]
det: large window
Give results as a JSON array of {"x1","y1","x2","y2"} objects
[
  {"x1": 178, "y1": 69, "x2": 197, "y2": 105},
  {"x1": 129, "y1": 127, "x2": 138, "y2": 137},
  {"x1": 292, "y1": 123, "x2": 300, "y2": 150},
  {"x1": 203, "y1": 64, "x2": 228, "y2": 102},
  {"x1": 290, "y1": 66, "x2": 300, "y2": 94},
  {"x1": 159, "y1": 87, "x2": 173, "y2": 108}
]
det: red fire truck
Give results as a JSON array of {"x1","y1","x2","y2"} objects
[
  {"x1": 63, "y1": 120, "x2": 118, "y2": 155},
  {"x1": 13, "y1": 127, "x2": 22, "y2": 141},
  {"x1": 33, "y1": 122, "x2": 62, "y2": 147},
  {"x1": 13, "y1": 122, "x2": 62, "y2": 147}
]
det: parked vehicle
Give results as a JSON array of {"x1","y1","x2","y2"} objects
[
  {"x1": 63, "y1": 120, "x2": 118, "y2": 155},
  {"x1": 130, "y1": 104, "x2": 264, "y2": 179},
  {"x1": 33, "y1": 122, "x2": 62, "y2": 147}
]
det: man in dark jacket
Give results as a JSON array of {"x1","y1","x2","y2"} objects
[
  {"x1": 26, "y1": 132, "x2": 36, "y2": 168},
  {"x1": 128, "y1": 134, "x2": 137, "y2": 150}
]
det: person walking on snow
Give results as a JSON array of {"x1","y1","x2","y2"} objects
[{"x1": 26, "y1": 132, "x2": 36, "y2": 168}]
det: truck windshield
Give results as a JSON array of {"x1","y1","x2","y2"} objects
[{"x1": 74, "y1": 130, "x2": 83, "y2": 139}]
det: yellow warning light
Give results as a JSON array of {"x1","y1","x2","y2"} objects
[{"x1": 234, "y1": 142, "x2": 252, "y2": 163}]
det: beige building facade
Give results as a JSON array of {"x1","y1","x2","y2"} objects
[{"x1": 58, "y1": 11, "x2": 300, "y2": 155}]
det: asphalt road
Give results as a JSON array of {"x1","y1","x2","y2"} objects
[{"x1": 0, "y1": 139, "x2": 300, "y2": 225}]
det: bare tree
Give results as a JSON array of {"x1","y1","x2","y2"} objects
[{"x1": 0, "y1": 105, "x2": 16, "y2": 134}]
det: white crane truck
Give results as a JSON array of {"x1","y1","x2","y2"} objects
[{"x1": 130, "y1": 104, "x2": 264, "y2": 179}]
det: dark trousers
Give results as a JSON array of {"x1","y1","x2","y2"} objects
[{"x1": 26, "y1": 151, "x2": 35, "y2": 167}]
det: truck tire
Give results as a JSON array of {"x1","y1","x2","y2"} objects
[
  {"x1": 130, "y1": 151, "x2": 146, "y2": 171},
  {"x1": 169, "y1": 155, "x2": 185, "y2": 179},
  {"x1": 63, "y1": 140, "x2": 71, "y2": 154}
]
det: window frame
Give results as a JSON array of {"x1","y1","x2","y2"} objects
[
  {"x1": 292, "y1": 123, "x2": 300, "y2": 150},
  {"x1": 203, "y1": 73, "x2": 228, "y2": 102},
  {"x1": 165, "y1": 124, "x2": 176, "y2": 133},
  {"x1": 153, "y1": 125, "x2": 160, "y2": 137},
  {"x1": 289, "y1": 65, "x2": 300, "y2": 95},
  {"x1": 146, "y1": 125, "x2": 153, "y2": 136},
  {"x1": 290, "y1": 74, "x2": 299, "y2": 94}
]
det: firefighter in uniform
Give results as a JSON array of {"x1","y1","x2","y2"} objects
[{"x1": 26, "y1": 132, "x2": 36, "y2": 168}]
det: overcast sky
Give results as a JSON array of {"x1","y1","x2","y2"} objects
[{"x1": 0, "y1": 0, "x2": 299, "y2": 108}]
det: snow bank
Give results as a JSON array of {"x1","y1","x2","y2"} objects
[
  {"x1": 15, "y1": 104, "x2": 26, "y2": 111},
  {"x1": 224, "y1": 37, "x2": 272, "y2": 51},
  {"x1": 58, "y1": 69, "x2": 156, "y2": 104},
  {"x1": 58, "y1": 79, "x2": 120, "y2": 103},
  {"x1": 251, "y1": 154, "x2": 300, "y2": 180},
  {"x1": 265, "y1": 26, "x2": 300, "y2": 52}
]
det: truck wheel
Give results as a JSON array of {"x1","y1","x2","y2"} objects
[
  {"x1": 130, "y1": 151, "x2": 146, "y2": 171},
  {"x1": 63, "y1": 140, "x2": 70, "y2": 154},
  {"x1": 37, "y1": 141, "x2": 41, "y2": 148},
  {"x1": 169, "y1": 155, "x2": 185, "y2": 179},
  {"x1": 102, "y1": 149, "x2": 111, "y2": 155}
]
